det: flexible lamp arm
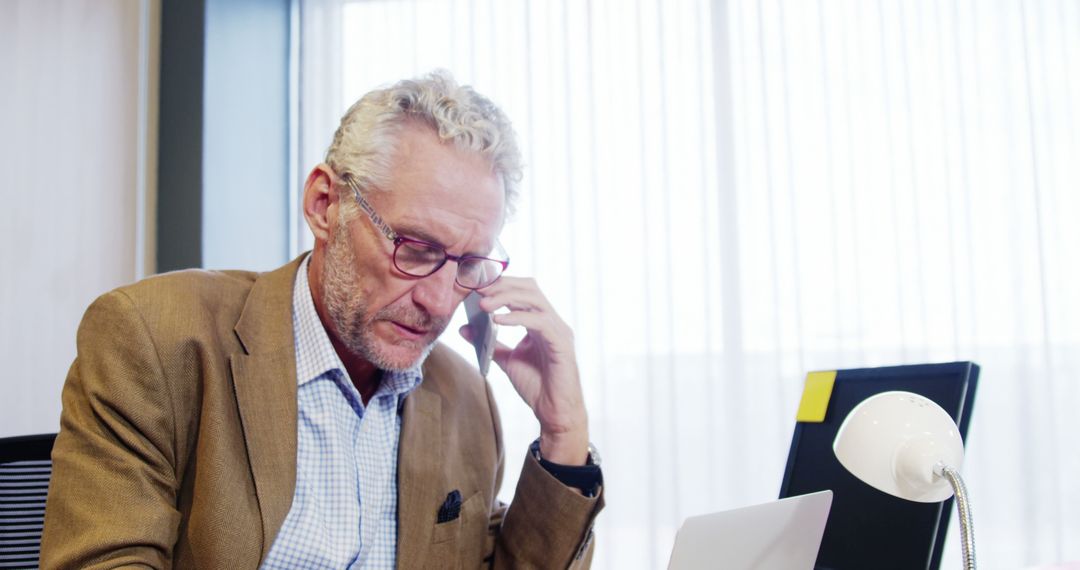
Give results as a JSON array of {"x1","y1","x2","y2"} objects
[{"x1": 937, "y1": 463, "x2": 976, "y2": 570}]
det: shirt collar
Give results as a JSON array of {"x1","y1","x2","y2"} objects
[{"x1": 291, "y1": 254, "x2": 423, "y2": 400}]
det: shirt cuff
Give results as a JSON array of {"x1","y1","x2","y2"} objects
[{"x1": 529, "y1": 438, "x2": 603, "y2": 497}]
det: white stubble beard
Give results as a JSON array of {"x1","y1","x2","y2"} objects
[{"x1": 321, "y1": 223, "x2": 450, "y2": 371}]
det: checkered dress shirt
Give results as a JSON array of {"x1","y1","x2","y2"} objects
[{"x1": 261, "y1": 256, "x2": 423, "y2": 569}]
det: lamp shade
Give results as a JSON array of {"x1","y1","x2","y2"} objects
[{"x1": 833, "y1": 391, "x2": 965, "y2": 503}]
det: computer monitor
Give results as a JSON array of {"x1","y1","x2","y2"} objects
[{"x1": 778, "y1": 361, "x2": 979, "y2": 570}]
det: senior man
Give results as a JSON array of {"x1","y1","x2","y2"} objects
[{"x1": 42, "y1": 72, "x2": 603, "y2": 569}]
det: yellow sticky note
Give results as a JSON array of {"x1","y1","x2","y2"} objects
[{"x1": 796, "y1": 371, "x2": 837, "y2": 422}]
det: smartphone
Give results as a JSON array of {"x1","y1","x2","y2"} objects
[{"x1": 464, "y1": 291, "x2": 497, "y2": 377}]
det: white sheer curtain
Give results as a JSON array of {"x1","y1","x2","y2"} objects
[{"x1": 296, "y1": 0, "x2": 1080, "y2": 567}]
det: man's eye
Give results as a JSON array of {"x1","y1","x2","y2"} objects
[{"x1": 399, "y1": 241, "x2": 444, "y2": 263}]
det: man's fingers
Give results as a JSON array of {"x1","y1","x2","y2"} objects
[
  {"x1": 476, "y1": 277, "x2": 554, "y2": 313},
  {"x1": 490, "y1": 339, "x2": 515, "y2": 369},
  {"x1": 460, "y1": 323, "x2": 515, "y2": 369},
  {"x1": 492, "y1": 310, "x2": 549, "y2": 331},
  {"x1": 493, "y1": 311, "x2": 574, "y2": 348},
  {"x1": 477, "y1": 291, "x2": 546, "y2": 314}
]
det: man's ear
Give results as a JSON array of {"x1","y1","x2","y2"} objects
[{"x1": 302, "y1": 164, "x2": 337, "y2": 244}]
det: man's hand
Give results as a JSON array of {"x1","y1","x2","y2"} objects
[{"x1": 459, "y1": 276, "x2": 589, "y2": 465}]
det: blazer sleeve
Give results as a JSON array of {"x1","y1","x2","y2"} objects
[
  {"x1": 41, "y1": 290, "x2": 184, "y2": 570},
  {"x1": 483, "y1": 383, "x2": 604, "y2": 569}
]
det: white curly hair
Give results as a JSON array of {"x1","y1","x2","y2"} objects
[{"x1": 325, "y1": 70, "x2": 522, "y2": 219}]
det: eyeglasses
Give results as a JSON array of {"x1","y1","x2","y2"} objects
[{"x1": 340, "y1": 173, "x2": 509, "y2": 290}]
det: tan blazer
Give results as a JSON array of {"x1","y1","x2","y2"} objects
[{"x1": 42, "y1": 256, "x2": 601, "y2": 569}]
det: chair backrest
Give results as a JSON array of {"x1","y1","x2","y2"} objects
[{"x1": 0, "y1": 434, "x2": 57, "y2": 570}]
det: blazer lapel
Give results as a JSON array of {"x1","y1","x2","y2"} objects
[
  {"x1": 231, "y1": 256, "x2": 305, "y2": 560},
  {"x1": 396, "y1": 383, "x2": 443, "y2": 568}
]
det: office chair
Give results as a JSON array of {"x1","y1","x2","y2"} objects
[{"x1": 0, "y1": 433, "x2": 57, "y2": 569}]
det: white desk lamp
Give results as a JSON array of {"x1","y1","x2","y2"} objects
[{"x1": 833, "y1": 391, "x2": 976, "y2": 570}]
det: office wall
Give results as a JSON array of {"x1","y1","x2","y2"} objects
[{"x1": 0, "y1": 0, "x2": 159, "y2": 437}]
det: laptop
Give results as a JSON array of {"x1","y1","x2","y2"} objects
[{"x1": 667, "y1": 490, "x2": 833, "y2": 570}]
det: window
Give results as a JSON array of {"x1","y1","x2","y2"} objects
[{"x1": 298, "y1": 1, "x2": 1080, "y2": 566}]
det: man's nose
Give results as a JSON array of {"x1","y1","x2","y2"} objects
[{"x1": 411, "y1": 262, "x2": 462, "y2": 318}]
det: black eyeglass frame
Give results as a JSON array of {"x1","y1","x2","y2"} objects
[{"x1": 339, "y1": 173, "x2": 509, "y2": 290}]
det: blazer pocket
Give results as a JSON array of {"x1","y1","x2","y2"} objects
[
  {"x1": 432, "y1": 491, "x2": 481, "y2": 544},
  {"x1": 432, "y1": 509, "x2": 462, "y2": 544}
]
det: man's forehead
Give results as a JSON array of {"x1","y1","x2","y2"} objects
[
  {"x1": 382, "y1": 198, "x2": 503, "y2": 254},
  {"x1": 366, "y1": 180, "x2": 504, "y2": 253}
]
